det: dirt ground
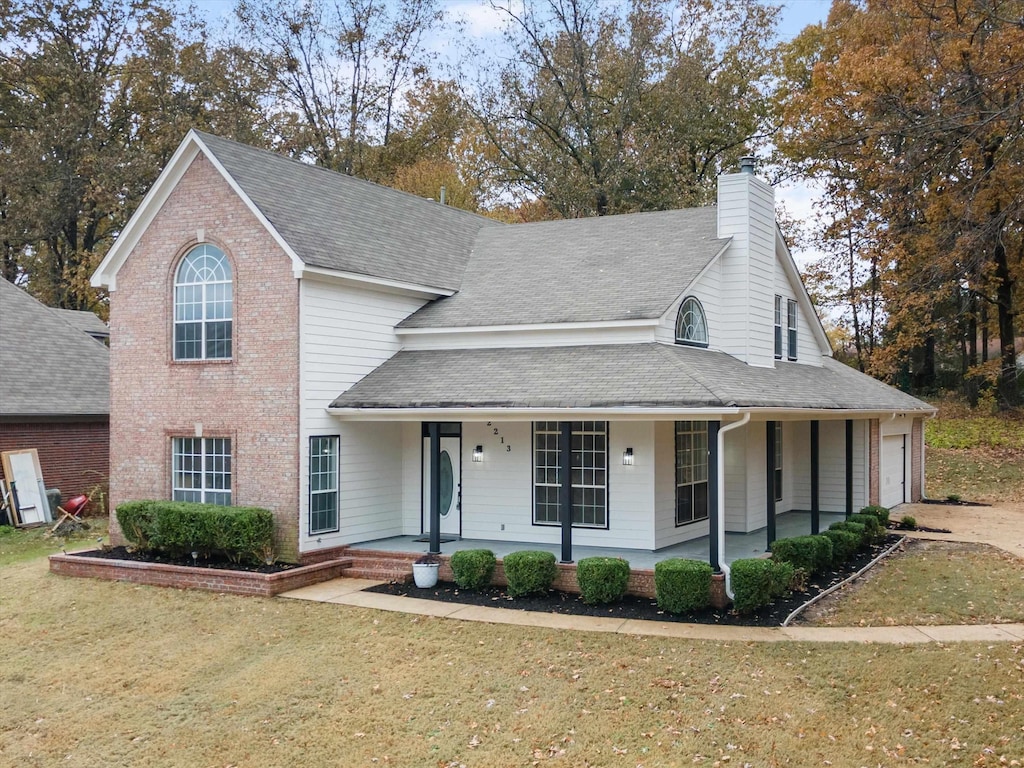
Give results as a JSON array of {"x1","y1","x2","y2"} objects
[{"x1": 899, "y1": 501, "x2": 1024, "y2": 557}]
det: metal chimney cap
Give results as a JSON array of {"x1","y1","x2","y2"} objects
[{"x1": 739, "y1": 156, "x2": 757, "y2": 174}]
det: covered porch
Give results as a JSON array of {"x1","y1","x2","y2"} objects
[{"x1": 349, "y1": 510, "x2": 849, "y2": 570}]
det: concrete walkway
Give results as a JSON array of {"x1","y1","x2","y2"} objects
[
  {"x1": 278, "y1": 577, "x2": 1024, "y2": 644},
  {"x1": 279, "y1": 502, "x2": 1024, "y2": 644}
]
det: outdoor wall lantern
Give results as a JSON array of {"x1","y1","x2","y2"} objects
[
  {"x1": 472, "y1": 445, "x2": 484, "y2": 462},
  {"x1": 622, "y1": 447, "x2": 634, "y2": 466}
]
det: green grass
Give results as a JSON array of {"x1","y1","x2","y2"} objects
[
  {"x1": 804, "y1": 540, "x2": 1024, "y2": 626},
  {"x1": 2, "y1": 539, "x2": 1023, "y2": 765},
  {"x1": 926, "y1": 399, "x2": 1024, "y2": 501},
  {"x1": 0, "y1": 518, "x2": 108, "y2": 566}
]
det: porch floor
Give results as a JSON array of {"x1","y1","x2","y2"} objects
[{"x1": 349, "y1": 510, "x2": 848, "y2": 570}]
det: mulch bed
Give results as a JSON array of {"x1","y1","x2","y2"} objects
[
  {"x1": 366, "y1": 533, "x2": 905, "y2": 628},
  {"x1": 72, "y1": 545, "x2": 298, "y2": 574}
]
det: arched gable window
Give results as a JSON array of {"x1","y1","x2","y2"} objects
[
  {"x1": 674, "y1": 296, "x2": 708, "y2": 347},
  {"x1": 174, "y1": 244, "x2": 233, "y2": 360}
]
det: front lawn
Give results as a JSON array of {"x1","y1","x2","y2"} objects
[
  {"x1": 2, "y1": 549, "x2": 1022, "y2": 766},
  {"x1": 801, "y1": 539, "x2": 1024, "y2": 626}
]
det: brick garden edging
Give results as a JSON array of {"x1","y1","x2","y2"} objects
[{"x1": 49, "y1": 551, "x2": 351, "y2": 597}]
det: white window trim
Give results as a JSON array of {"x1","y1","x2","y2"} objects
[
  {"x1": 173, "y1": 243, "x2": 233, "y2": 361},
  {"x1": 532, "y1": 421, "x2": 609, "y2": 529},
  {"x1": 786, "y1": 299, "x2": 798, "y2": 361},
  {"x1": 171, "y1": 436, "x2": 232, "y2": 505},
  {"x1": 675, "y1": 421, "x2": 709, "y2": 526},
  {"x1": 674, "y1": 296, "x2": 709, "y2": 347},
  {"x1": 308, "y1": 435, "x2": 340, "y2": 535},
  {"x1": 774, "y1": 295, "x2": 783, "y2": 360}
]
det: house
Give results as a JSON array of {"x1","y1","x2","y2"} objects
[
  {"x1": 0, "y1": 277, "x2": 110, "y2": 508},
  {"x1": 91, "y1": 132, "x2": 933, "y2": 568}
]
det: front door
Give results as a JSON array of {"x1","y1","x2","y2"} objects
[{"x1": 422, "y1": 436, "x2": 461, "y2": 537}]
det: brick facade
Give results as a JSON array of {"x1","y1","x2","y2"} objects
[
  {"x1": 108, "y1": 154, "x2": 301, "y2": 560},
  {"x1": 0, "y1": 419, "x2": 109, "y2": 506}
]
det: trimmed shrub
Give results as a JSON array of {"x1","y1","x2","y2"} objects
[
  {"x1": 849, "y1": 513, "x2": 884, "y2": 542},
  {"x1": 771, "y1": 536, "x2": 826, "y2": 575},
  {"x1": 823, "y1": 528, "x2": 859, "y2": 564},
  {"x1": 654, "y1": 558, "x2": 713, "y2": 613},
  {"x1": 116, "y1": 500, "x2": 159, "y2": 550},
  {"x1": 116, "y1": 500, "x2": 274, "y2": 565},
  {"x1": 730, "y1": 558, "x2": 793, "y2": 614},
  {"x1": 900, "y1": 515, "x2": 917, "y2": 530},
  {"x1": 830, "y1": 520, "x2": 869, "y2": 549},
  {"x1": 576, "y1": 557, "x2": 631, "y2": 604},
  {"x1": 860, "y1": 505, "x2": 891, "y2": 525},
  {"x1": 503, "y1": 550, "x2": 558, "y2": 597},
  {"x1": 450, "y1": 549, "x2": 497, "y2": 590}
]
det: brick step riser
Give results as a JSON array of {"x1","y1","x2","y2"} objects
[{"x1": 344, "y1": 568, "x2": 412, "y2": 583}]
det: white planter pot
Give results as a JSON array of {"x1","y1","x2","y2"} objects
[{"x1": 412, "y1": 562, "x2": 440, "y2": 588}]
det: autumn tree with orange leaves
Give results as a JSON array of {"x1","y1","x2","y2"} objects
[{"x1": 777, "y1": 0, "x2": 1024, "y2": 407}]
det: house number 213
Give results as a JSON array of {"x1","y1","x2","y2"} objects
[{"x1": 487, "y1": 422, "x2": 512, "y2": 452}]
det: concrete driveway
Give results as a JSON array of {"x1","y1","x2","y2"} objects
[{"x1": 898, "y1": 501, "x2": 1024, "y2": 558}]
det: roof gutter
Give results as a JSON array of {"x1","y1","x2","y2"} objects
[
  {"x1": 717, "y1": 412, "x2": 750, "y2": 600},
  {"x1": 327, "y1": 406, "x2": 742, "y2": 421}
]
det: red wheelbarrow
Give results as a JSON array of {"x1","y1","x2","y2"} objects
[{"x1": 50, "y1": 494, "x2": 90, "y2": 532}]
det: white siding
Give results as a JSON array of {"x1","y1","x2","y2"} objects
[
  {"x1": 653, "y1": 421, "x2": 711, "y2": 548},
  {"x1": 401, "y1": 324, "x2": 656, "y2": 350},
  {"x1": 773, "y1": 257, "x2": 824, "y2": 367},
  {"x1": 298, "y1": 277, "x2": 427, "y2": 552},
  {"x1": 743, "y1": 421, "x2": 768, "y2": 532},
  {"x1": 724, "y1": 425, "x2": 748, "y2": 530},
  {"x1": 400, "y1": 420, "x2": 656, "y2": 549},
  {"x1": 716, "y1": 173, "x2": 777, "y2": 367},
  {"x1": 790, "y1": 420, "x2": 868, "y2": 513},
  {"x1": 655, "y1": 261, "x2": 722, "y2": 350}
]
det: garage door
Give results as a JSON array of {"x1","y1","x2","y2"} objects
[{"x1": 881, "y1": 434, "x2": 906, "y2": 509}]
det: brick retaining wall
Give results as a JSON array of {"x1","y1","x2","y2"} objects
[{"x1": 49, "y1": 552, "x2": 350, "y2": 597}]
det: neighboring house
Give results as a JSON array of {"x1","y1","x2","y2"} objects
[
  {"x1": 53, "y1": 308, "x2": 111, "y2": 345},
  {"x1": 0, "y1": 278, "x2": 110, "y2": 504},
  {"x1": 91, "y1": 131, "x2": 933, "y2": 565}
]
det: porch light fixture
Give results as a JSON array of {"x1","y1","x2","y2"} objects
[
  {"x1": 472, "y1": 445, "x2": 484, "y2": 462},
  {"x1": 622, "y1": 447, "x2": 634, "y2": 466}
]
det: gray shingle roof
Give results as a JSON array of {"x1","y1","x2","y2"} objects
[
  {"x1": 52, "y1": 308, "x2": 109, "y2": 341},
  {"x1": 0, "y1": 278, "x2": 109, "y2": 417},
  {"x1": 195, "y1": 132, "x2": 502, "y2": 292},
  {"x1": 399, "y1": 208, "x2": 728, "y2": 327},
  {"x1": 329, "y1": 343, "x2": 933, "y2": 412}
]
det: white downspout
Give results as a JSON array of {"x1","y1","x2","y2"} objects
[{"x1": 717, "y1": 412, "x2": 751, "y2": 599}]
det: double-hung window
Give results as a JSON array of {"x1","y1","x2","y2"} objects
[
  {"x1": 533, "y1": 421, "x2": 608, "y2": 528},
  {"x1": 309, "y1": 436, "x2": 339, "y2": 534},
  {"x1": 774, "y1": 295, "x2": 783, "y2": 359},
  {"x1": 675, "y1": 421, "x2": 709, "y2": 525},
  {"x1": 174, "y1": 244, "x2": 233, "y2": 360},
  {"x1": 786, "y1": 299, "x2": 798, "y2": 360},
  {"x1": 172, "y1": 437, "x2": 232, "y2": 505}
]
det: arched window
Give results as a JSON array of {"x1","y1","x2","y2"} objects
[
  {"x1": 174, "y1": 244, "x2": 233, "y2": 360},
  {"x1": 674, "y1": 296, "x2": 708, "y2": 347}
]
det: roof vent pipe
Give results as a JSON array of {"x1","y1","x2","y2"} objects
[
  {"x1": 739, "y1": 156, "x2": 757, "y2": 175},
  {"x1": 440, "y1": 185, "x2": 447, "y2": 205}
]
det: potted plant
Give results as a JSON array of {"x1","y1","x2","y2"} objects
[{"x1": 412, "y1": 553, "x2": 441, "y2": 588}]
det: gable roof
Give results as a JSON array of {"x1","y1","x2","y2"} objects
[
  {"x1": 193, "y1": 132, "x2": 502, "y2": 292},
  {"x1": 329, "y1": 343, "x2": 933, "y2": 413},
  {"x1": 399, "y1": 208, "x2": 729, "y2": 328},
  {"x1": 93, "y1": 130, "x2": 502, "y2": 294},
  {"x1": 0, "y1": 278, "x2": 109, "y2": 417}
]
